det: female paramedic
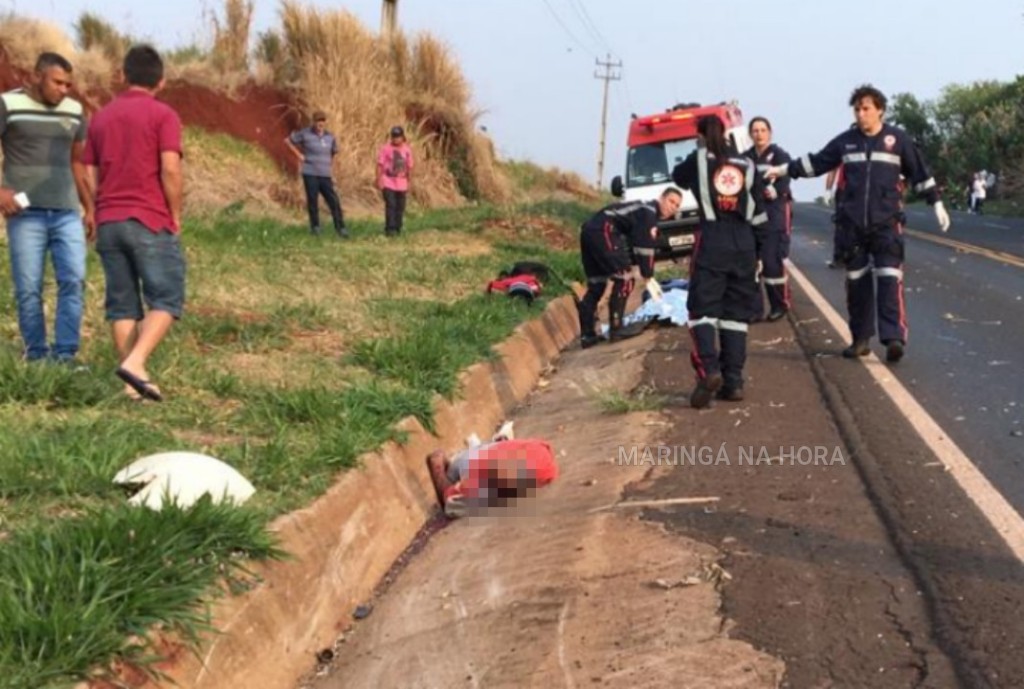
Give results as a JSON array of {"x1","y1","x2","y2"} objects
[{"x1": 672, "y1": 115, "x2": 768, "y2": 408}]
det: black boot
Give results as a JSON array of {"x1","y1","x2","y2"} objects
[
  {"x1": 608, "y1": 278, "x2": 644, "y2": 341},
  {"x1": 719, "y1": 325, "x2": 748, "y2": 397},
  {"x1": 884, "y1": 339, "x2": 905, "y2": 363},
  {"x1": 842, "y1": 340, "x2": 871, "y2": 358},
  {"x1": 716, "y1": 386, "x2": 745, "y2": 401},
  {"x1": 578, "y1": 281, "x2": 605, "y2": 349},
  {"x1": 690, "y1": 372, "x2": 723, "y2": 409}
]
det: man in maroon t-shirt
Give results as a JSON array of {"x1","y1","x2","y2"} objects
[{"x1": 83, "y1": 45, "x2": 184, "y2": 402}]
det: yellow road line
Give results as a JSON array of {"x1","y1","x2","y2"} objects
[{"x1": 905, "y1": 228, "x2": 1024, "y2": 269}]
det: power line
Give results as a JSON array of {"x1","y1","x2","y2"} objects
[
  {"x1": 539, "y1": 0, "x2": 596, "y2": 56},
  {"x1": 567, "y1": 0, "x2": 612, "y2": 55}
]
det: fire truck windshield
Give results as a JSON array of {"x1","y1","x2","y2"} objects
[{"x1": 626, "y1": 138, "x2": 699, "y2": 188}]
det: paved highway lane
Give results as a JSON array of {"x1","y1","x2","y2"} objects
[
  {"x1": 790, "y1": 203, "x2": 1024, "y2": 508},
  {"x1": 902, "y1": 203, "x2": 1024, "y2": 259}
]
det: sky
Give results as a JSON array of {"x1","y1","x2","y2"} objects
[{"x1": 13, "y1": 0, "x2": 1024, "y2": 199}]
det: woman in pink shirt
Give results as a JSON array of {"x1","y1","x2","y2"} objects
[{"x1": 376, "y1": 126, "x2": 413, "y2": 236}]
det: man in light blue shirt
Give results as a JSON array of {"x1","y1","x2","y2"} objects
[{"x1": 285, "y1": 110, "x2": 348, "y2": 238}]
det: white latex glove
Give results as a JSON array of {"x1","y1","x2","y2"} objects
[
  {"x1": 646, "y1": 278, "x2": 664, "y2": 302},
  {"x1": 756, "y1": 260, "x2": 763, "y2": 280},
  {"x1": 933, "y1": 201, "x2": 951, "y2": 232},
  {"x1": 763, "y1": 164, "x2": 788, "y2": 181},
  {"x1": 824, "y1": 189, "x2": 834, "y2": 207},
  {"x1": 764, "y1": 185, "x2": 778, "y2": 201}
]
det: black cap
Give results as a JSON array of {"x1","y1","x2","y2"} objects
[{"x1": 390, "y1": 125, "x2": 405, "y2": 138}]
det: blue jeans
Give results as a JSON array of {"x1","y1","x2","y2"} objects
[{"x1": 6, "y1": 209, "x2": 87, "y2": 360}]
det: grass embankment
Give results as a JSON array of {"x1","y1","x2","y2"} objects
[{"x1": 0, "y1": 197, "x2": 589, "y2": 687}]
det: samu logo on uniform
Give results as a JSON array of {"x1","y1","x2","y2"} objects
[{"x1": 713, "y1": 164, "x2": 745, "y2": 212}]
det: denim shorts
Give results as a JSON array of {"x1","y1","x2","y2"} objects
[{"x1": 96, "y1": 220, "x2": 186, "y2": 320}]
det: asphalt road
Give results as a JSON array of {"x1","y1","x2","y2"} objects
[{"x1": 790, "y1": 203, "x2": 1024, "y2": 509}]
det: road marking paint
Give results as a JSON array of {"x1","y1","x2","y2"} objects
[
  {"x1": 986, "y1": 222, "x2": 1012, "y2": 230},
  {"x1": 788, "y1": 259, "x2": 1024, "y2": 563},
  {"x1": 904, "y1": 228, "x2": 1024, "y2": 269}
]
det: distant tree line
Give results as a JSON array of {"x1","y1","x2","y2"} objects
[{"x1": 888, "y1": 76, "x2": 1024, "y2": 204}]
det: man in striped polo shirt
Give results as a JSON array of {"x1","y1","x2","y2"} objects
[{"x1": 0, "y1": 52, "x2": 93, "y2": 363}]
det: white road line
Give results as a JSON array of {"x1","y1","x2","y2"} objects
[
  {"x1": 788, "y1": 260, "x2": 1024, "y2": 563},
  {"x1": 986, "y1": 222, "x2": 1012, "y2": 230}
]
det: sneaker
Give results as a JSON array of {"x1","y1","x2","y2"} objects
[
  {"x1": 336, "y1": 226, "x2": 350, "y2": 239},
  {"x1": 690, "y1": 372, "x2": 723, "y2": 409},
  {"x1": 884, "y1": 339, "x2": 905, "y2": 363},
  {"x1": 842, "y1": 340, "x2": 871, "y2": 358},
  {"x1": 310, "y1": 227, "x2": 321, "y2": 236},
  {"x1": 766, "y1": 309, "x2": 787, "y2": 322},
  {"x1": 715, "y1": 386, "x2": 744, "y2": 402},
  {"x1": 580, "y1": 334, "x2": 603, "y2": 349}
]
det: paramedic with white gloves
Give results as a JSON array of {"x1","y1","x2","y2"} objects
[{"x1": 763, "y1": 84, "x2": 949, "y2": 364}]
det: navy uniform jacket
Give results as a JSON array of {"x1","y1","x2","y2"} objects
[
  {"x1": 583, "y1": 200, "x2": 661, "y2": 278},
  {"x1": 745, "y1": 144, "x2": 792, "y2": 229},
  {"x1": 786, "y1": 123, "x2": 938, "y2": 229},
  {"x1": 672, "y1": 147, "x2": 768, "y2": 253}
]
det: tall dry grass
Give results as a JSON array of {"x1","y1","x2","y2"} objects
[
  {"x1": 73, "y1": 12, "x2": 130, "y2": 64},
  {"x1": 210, "y1": 0, "x2": 253, "y2": 72},
  {"x1": 276, "y1": 2, "x2": 509, "y2": 208},
  {"x1": 0, "y1": 15, "x2": 113, "y2": 93},
  {"x1": 0, "y1": 5, "x2": 530, "y2": 212}
]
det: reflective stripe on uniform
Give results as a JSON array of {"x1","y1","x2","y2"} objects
[
  {"x1": 587, "y1": 276, "x2": 610, "y2": 284},
  {"x1": 719, "y1": 319, "x2": 749, "y2": 333},
  {"x1": 842, "y1": 152, "x2": 868, "y2": 164},
  {"x1": 688, "y1": 316, "x2": 718, "y2": 329},
  {"x1": 915, "y1": 177, "x2": 936, "y2": 193},
  {"x1": 800, "y1": 155, "x2": 815, "y2": 176},
  {"x1": 605, "y1": 201, "x2": 649, "y2": 218},
  {"x1": 697, "y1": 148, "x2": 717, "y2": 222},
  {"x1": 846, "y1": 266, "x2": 872, "y2": 280},
  {"x1": 871, "y1": 151, "x2": 901, "y2": 166},
  {"x1": 875, "y1": 267, "x2": 904, "y2": 279},
  {"x1": 633, "y1": 247, "x2": 656, "y2": 256},
  {"x1": 751, "y1": 212, "x2": 768, "y2": 226},
  {"x1": 744, "y1": 159, "x2": 756, "y2": 222},
  {"x1": 763, "y1": 276, "x2": 788, "y2": 285}
]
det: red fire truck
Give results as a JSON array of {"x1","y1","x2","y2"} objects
[{"x1": 611, "y1": 102, "x2": 752, "y2": 259}]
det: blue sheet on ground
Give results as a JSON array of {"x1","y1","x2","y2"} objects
[{"x1": 600, "y1": 279, "x2": 690, "y2": 333}]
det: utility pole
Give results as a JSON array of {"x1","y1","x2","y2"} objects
[
  {"x1": 594, "y1": 54, "x2": 622, "y2": 190},
  {"x1": 381, "y1": 0, "x2": 398, "y2": 37}
]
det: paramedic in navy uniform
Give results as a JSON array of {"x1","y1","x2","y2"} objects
[
  {"x1": 744, "y1": 116, "x2": 793, "y2": 322},
  {"x1": 763, "y1": 85, "x2": 951, "y2": 363},
  {"x1": 672, "y1": 115, "x2": 768, "y2": 408},
  {"x1": 576, "y1": 188, "x2": 682, "y2": 349}
]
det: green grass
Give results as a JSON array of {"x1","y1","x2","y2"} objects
[
  {"x1": 0, "y1": 197, "x2": 589, "y2": 684},
  {"x1": 184, "y1": 127, "x2": 278, "y2": 175},
  {"x1": 597, "y1": 385, "x2": 670, "y2": 414},
  {"x1": 0, "y1": 499, "x2": 282, "y2": 689},
  {"x1": 350, "y1": 295, "x2": 533, "y2": 397}
]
